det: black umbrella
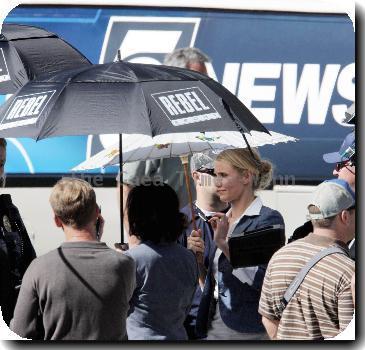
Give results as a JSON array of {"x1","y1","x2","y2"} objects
[
  {"x1": 0, "y1": 60, "x2": 270, "y2": 242},
  {"x1": 0, "y1": 60, "x2": 268, "y2": 139},
  {"x1": 0, "y1": 24, "x2": 91, "y2": 94}
]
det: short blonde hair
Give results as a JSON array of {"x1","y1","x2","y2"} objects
[
  {"x1": 216, "y1": 148, "x2": 273, "y2": 190},
  {"x1": 308, "y1": 205, "x2": 336, "y2": 228},
  {"x1": 49, "y1": 177, "x2": 97, "y2": 229}
]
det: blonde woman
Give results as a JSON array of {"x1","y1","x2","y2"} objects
[{"x1": 194, "y1": 148, "x2": 285, "y2": 340}]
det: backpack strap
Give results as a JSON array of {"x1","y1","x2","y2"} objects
[{"x1": 278, "y1": 244, "x2": 350, "y2": 315}]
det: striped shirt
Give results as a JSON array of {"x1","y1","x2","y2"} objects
[{"x1": 259, "y1": 233, "x2": 354, "y2": 340}]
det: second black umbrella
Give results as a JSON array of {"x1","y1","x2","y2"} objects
[{"x1": 0, "y1": 23, "x2": 91, "y2": 94}]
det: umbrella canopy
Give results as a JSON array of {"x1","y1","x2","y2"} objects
[
  {"x1": 0, "y1": 24, "x2": 91, "y2": 94},
  {"x1": 0, "y1": 60, "x2": 268, "y2": 139},
  {"x1": 73, "y1": 130, "x2": 297, "y2": 234},
  {"x1": 72, "y1": 131, "x2": 297, "y2": 171},
  {"x1": 343, "y1": 102, "x2": 355, "y2": 125}
]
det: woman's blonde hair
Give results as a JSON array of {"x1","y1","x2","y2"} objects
[{"x1": 216, "y1": 148, "x2": 273, "y2": 190}]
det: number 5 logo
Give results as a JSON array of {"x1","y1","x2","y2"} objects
[{"x1": 99, "y1": 16, "x2": 201, "y2": 64}]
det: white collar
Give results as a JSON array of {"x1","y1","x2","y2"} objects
[
  {"x1": 243, "y1": 196, "x2": 263, "y2": 216},
  {"x1": 227, "y1": 196, "x2": 263, "y2": 225}
]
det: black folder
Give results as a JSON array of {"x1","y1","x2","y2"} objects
[{"x1": 228, "y1": 224, "x2": 285, "y2": 268}]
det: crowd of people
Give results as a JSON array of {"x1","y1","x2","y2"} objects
[{"x1": 0, "y1": 47, "x2": 356, "y2": 341}]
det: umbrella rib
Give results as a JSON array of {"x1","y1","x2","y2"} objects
[
  {"x1": 8, "y1": 35, "x2": 57, "y2": 42},
  {"x1": 138, "y1": 83, "x2": 154, "y2": 137},
  {"x1": 122, "y1": 136, "x2": 144, "y2": 163},
  {"x1": 53, "y1": 78, "x2": 200, "y2": 84},
  {"x1": 187, "y1": 135, "x2": 193, "y2": 157}
]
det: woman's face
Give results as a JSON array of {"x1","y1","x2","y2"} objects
[{"x1": 214, "y1": 159, "x2": 250, "y2": 203}]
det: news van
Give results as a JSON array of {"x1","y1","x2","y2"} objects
[{"x1": 0, "y1": 0, "x2": 355, "y2": 254}]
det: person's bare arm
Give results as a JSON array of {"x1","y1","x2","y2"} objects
[{"x1": 262, "y1": 316, "x2": 279, "y2": 340}]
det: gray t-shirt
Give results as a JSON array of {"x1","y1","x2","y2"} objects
[
  {"x1": 125, "y1": 241, "x2": 198, "y2": 340},
  {"x1": 10, "y1": 241, "x2": 136, "y2": 340}
]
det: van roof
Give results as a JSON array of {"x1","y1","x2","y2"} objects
[{"x1": 18, "y1": 0, "x2": 353, "y2": 15}]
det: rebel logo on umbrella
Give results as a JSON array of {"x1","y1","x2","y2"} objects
[
  {"x1": 0, "y1": 90, "x2": 56, "y2": 130},
  {"x1": 152, "y1": 87, "x2": 221, "y2": 126},
  {"x1": 0, "y1": 48, "x2": 10, "y2": 83}
]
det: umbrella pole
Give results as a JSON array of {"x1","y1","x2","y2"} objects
[
  {"x1": 119, "y1": 133, "x2": 124, "y2": 244},
  {"x1": 180, "y1": 155, "x2": 196, "y2": 231},
  {"x1": 180, "y1": 155, "x2": 204, "y2": 278}
]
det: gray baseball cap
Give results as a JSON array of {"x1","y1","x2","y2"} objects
[
  {"x1": 307, "y1": 179, "x2": 355, "y2": 220},
  {"x1": 190, "y1": 151, "x2": 216, "y2": 173}
]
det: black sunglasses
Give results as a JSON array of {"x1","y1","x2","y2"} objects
[
  {"x1": 335, "y1": 161, "x2": 350, "y2": 172},
  {"x1": 197, "y1": 167, "x2": 216, "y2": 177}
]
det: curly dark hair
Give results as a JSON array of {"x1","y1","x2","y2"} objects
[{"x1": 127, "y1": 183, "x2": 187, "y2": 244}]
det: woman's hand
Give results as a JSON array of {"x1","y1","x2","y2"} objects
[
  {"x1": 209, "y1": 213, "x2": 230, "y2": 259},
  {"x1": 209, "y1": 213, "x2": 229, "y2": 245}
]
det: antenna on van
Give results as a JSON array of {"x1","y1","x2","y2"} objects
[{"x1": 117, "y1": 49, "x2": 122, "y2": 62}]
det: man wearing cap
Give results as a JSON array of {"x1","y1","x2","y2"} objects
[
  {"x1": 289, "y1": 131, "x2": 355, "y2": 244},
  {"x1": 323, "y1": 131, "x2": 355, "y2": 190},
  {"x1": 323, "y1": 131, "x2": 356, "y2": 260},
  {"x1": 259, "y1": 179, "x2": 355, "y2": 340},
  {"x1": 179, "y1": 151, "x2": 229, "y2": 339}
]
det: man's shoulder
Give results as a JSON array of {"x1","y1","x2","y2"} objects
[
  {"x1": 102, "y1": 247, "x2": 136, "y2": 268},
  {"x1": 20, "y1": 249, "x2": 59, "y2": 278},
  {"x1": 326, "y1": 249, "x2": 354, "y2": 271},
  {"x1": 270, "y1": 238, "x2": 354, "y2": 268},
  {"x1": 269, "y1": 238, "x2": 308, "y2": 262},
  {"x1": 39, "y1": 244, "x2": 134, "y2": 265},
  {"x1": 31, "y1": 248, "x2": 58, "y2": 264}
]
